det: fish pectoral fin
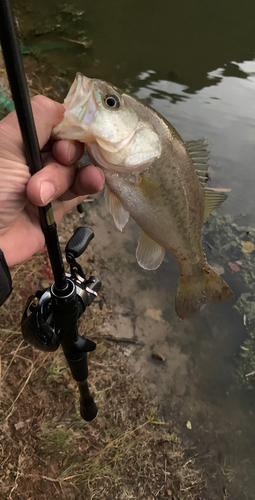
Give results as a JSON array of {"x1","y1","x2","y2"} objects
[
  {"x1": 136, "y1": 232, "x2": 165, "y2": 270},
  {"x1": 203, "y1": 188, "x2": 228, "y2": 220},
  {"x1": 185, "y1": 138, "x2": 210, "y2": 187},
  {"x1": 104, "y1": 185, "x2": 129, "y2": 231}
]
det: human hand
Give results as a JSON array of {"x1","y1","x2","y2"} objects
[{"x1": 0, "y1": 95, "x2": 104, "y2": 267}]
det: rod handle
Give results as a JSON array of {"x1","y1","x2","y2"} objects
[
  {"x1": 79, "y1": 381, "x2": 98, "y2": 422},
  {"x1": 64, "y1": 351, "x2": 98, "y2": 421}
]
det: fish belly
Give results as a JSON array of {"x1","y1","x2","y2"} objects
[{"x1": 104, "y1": 163, "x2": 205, "y2": 276}]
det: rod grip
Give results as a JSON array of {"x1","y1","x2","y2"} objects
[
  {"x1": 64, "y1": 352, "x2": 98, "y2": 422},
  {"x1": 78, "y1": 380, "x2": 98, "y2": 422}
]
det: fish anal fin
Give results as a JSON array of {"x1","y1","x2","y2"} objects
[
  {"x1": 203, "y1": 188, "x2": 227, "y2": 220},
  {"x1": 104, "y1": 185, "x2": 129, "y2": 231},
  {"x1": 136, "y1": 232, "x2": 165, "y2": 270},
  {"x1": 175, "y1": 263, "x2": 234, "y2": 319},
  {"x1": 186, "y1": 138, "x2": 210, "y2": 187}
]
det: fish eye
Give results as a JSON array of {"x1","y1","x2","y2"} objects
[{"x1": 105, "y1": 94, "x2": 120, "y2": 109}]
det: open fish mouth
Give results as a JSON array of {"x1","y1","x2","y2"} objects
[
  {"x1": 52, "y1": 73, "x2": 98, "y2": 141},
  {"x1": 64, "y1": 73, "x2": 92, "y2": 107}
]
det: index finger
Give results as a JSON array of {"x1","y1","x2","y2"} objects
[
  {"x1": 0, "y1": 95, "x2": 65, "y2": 163},
  {"x1": 32, "y1": 95, "x2": 65, "y2": 148}
]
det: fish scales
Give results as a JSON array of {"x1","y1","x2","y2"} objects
[
  {"x1": 52, "y1": 73, "x2": 234, "y2": 317},
  {"x1": 103, "y1": 93, "x2": 205, "y2": 271}
]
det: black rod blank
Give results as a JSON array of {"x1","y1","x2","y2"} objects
[{"x1": 0, "y1": 0, "x2": 67, "y2": 291}]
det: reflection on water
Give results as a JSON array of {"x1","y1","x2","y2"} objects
[
  {"x1": 10, "y1": 0, "x2": 255, "y2": 496},
  {"x1": 135, "y1": 60, "x2": 255, "y2": 223}
]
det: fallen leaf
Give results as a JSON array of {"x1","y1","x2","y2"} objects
[
  {"x1": 228, "y1": 262, "x2": 240, "y2": 272},
  {"x1": 123, "y1": 347, "x2": 132, "y2": 357},
  {"x1": 211, "y1": 263, "x2": 225, "y2": 275},
  {"x1": 145, "y1": 308, "x2": 163, "y2": 321},
  {"x1": 152, "y1": 352, "x2": 165, "y2": 362},
  {"x1": 241, "y1": 241, "x2": 254, "y2": 253},
  {"x1": 14, "y1": 421, "x2": 25, "y2": 431},
  {"x1": 236, "y1": 260, "x2": 242, "y2": 266},
  {"x1": 241, "y1": 346, "x2": 249, "y2": 351},
  {"x1": 186, "y1": 420, "x2": 192, "y2": 429},
  {"x1": 167, "y1": 490, "x2": 172, "y2": 496}
]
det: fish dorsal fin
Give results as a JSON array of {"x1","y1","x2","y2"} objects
[
  {"x1": 104, "y1": 185, "x2": 129, "y2": 231},
  {"x1": 136, "y1": 232, "x2": 165, "y2": 270},
  {"x1": 203, "y1": 188, "x2": 228, "y2": 220},
  {"x1": 186, "y1": 138, "x2": 210, "y2": 187}
]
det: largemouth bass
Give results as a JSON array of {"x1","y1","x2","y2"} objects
[{"x1": 53, "y1": 73, "x2": 234, "y2": 318}]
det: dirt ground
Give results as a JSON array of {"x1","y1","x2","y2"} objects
[{"x1": 0, "y1": 209, "x2": 208, "y2": 500}]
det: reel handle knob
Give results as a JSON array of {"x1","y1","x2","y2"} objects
[{"x1": 65, "y1": 227, "x2": 94, "y2": 260}]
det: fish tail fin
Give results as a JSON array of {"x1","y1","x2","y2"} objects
[{"x1": 175, "y1": 263, "x2": 234, "y2": 319}]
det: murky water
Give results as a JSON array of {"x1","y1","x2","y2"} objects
[{"x1": 11, "y1": 0, "x2": 255, "y2": 497}]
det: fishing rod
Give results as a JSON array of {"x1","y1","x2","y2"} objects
[{"x1": 0, "y1": 0, "x2": 100, "y2": 421}]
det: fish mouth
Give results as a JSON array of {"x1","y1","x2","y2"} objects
[
  {"x1": 52, "y1": 73, "x2": 98, "y2": 141},
  {"x1": 65, "y1": 74, "x2": 96, "y2": 125},
  {"x1": 65, "y1": 73, "x2": 92, "y2": 105}
]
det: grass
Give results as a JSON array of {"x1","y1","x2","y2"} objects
[
  {"x1": 0, "y1": 215, "x2": 205, "y2": 499},
  {"x1": 40, "y1": 418, "x2": 77, "y2": 454},
  {"x1": 47, "y1": 352, "x2": 67, "y2": 382}
]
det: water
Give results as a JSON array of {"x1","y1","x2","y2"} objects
[{"x1": 12, "y1": 0, "x2": 255, "y2": 497}]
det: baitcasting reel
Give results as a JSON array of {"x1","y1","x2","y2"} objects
[
  {"x1": 21, "y1": 227, "x2": 101, "y2": 421},
  {"x1": 22, "y1": 227, "x2": 101, "y2": 352}
]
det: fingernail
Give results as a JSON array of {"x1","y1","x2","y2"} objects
[{"x1": 40, "y1": 181, "x2": 55, "y2": 204}]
